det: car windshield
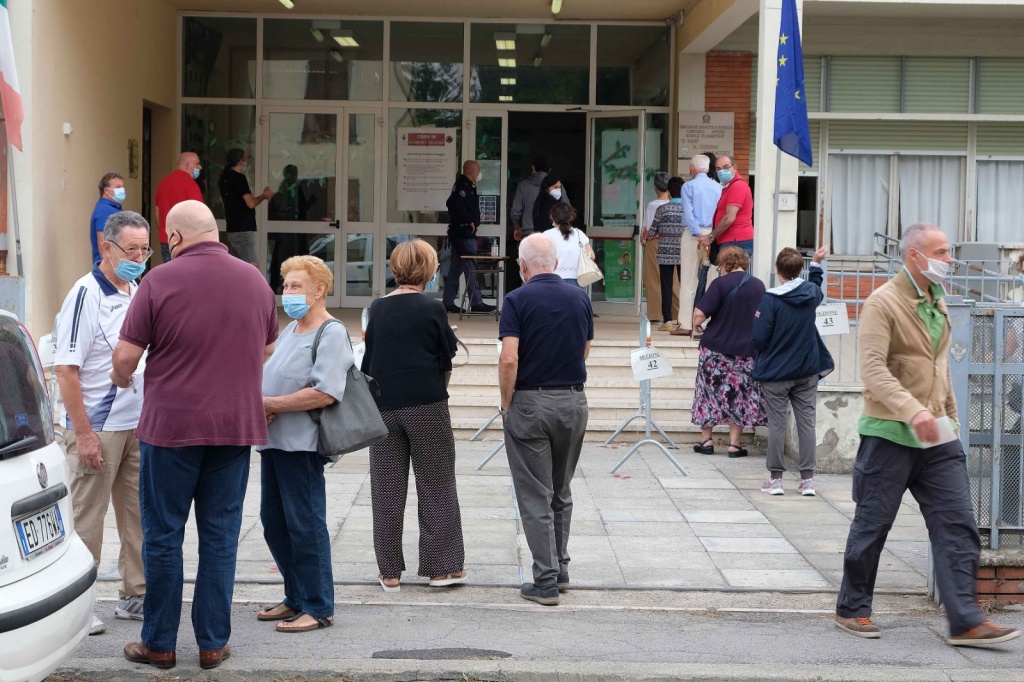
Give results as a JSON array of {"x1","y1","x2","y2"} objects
[{"x1": 0, "y1": 316, "x2": 53, "y2": 459}]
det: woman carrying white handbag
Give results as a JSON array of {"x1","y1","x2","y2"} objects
[{"x1": 542, "y1": 203, "x2": 603, "y2": 287}]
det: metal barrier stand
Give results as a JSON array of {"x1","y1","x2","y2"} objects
[{"x1": 606, "y1": 313, "x2": 688, "y2": 476}]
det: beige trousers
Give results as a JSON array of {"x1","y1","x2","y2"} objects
[
  {"x1": 643, "y1": 237, "x2": 679, "y2": 322},
  {"x1": 677, "y1": 227, "x2": 712, "y2": 330},
  {"x1": 60, "y1": 427, "x2": 145, "y2": 597}
]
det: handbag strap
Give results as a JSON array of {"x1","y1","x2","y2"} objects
[
  {"x1": 311, "y1": 318, "x2": 352, "y2": 366},
  {"x1": 720, "y1": 272, "x2": 752, "y2": 309}
]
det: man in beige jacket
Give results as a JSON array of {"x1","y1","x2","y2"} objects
[{"x1": 834, "y1": 223, "x2": 1018, "y2": 647}]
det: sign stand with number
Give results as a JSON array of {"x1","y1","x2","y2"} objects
[{"x1": 605, "y1": 314, "x2": 688, "y2": 476}]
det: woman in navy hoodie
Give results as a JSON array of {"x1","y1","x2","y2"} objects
[{"x1": 752, "y1": 246, "x2": 834, "y2": 497}]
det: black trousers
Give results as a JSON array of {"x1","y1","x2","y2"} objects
[
  {"x1": 836, "y1": 436, "x2": 985, "y2": 635},
  {"x1": 659, "y1": 264, "x2": 680, "y2": 324}
]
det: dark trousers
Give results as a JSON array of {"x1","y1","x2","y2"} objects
[
  {"x1": 504, "y1": 388, "x2": 588, "y2": 587},
  {"x1": 260, "y1": 449, "x2": 334, "y2": 619},
  {"x1": 837, "y1": 436, "x2": 985, "y2": 635},
  {"x1": 442, "y1": 237, "x2": 483, "y2": 308},
  {"x1": 139, "y1": 443, "x2": 250, "y2": 653},
  {"x1": 695, "y1": 263, "x2": 710, "y2": 307},
  {"x1": 659, "y1": 264, "x2": 680, "y2": 324},
  {"x1": 369, "y1": 401, "x2": 465, "y2": 579}
]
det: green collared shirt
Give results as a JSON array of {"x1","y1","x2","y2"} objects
[{"x1": 858, "y1": 269, "x2": 947, "y2": 447}]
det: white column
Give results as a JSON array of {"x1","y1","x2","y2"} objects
[
  {"x1": 752, "y1": 0, "x2": 803, "y2": 283},
  {"x1": 676, "y1": 53, "x2": 706, "y2": 174}
]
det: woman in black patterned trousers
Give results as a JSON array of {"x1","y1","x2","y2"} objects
[{"x1": 361, "y1": 239, "x2": 467, "y2": 592}]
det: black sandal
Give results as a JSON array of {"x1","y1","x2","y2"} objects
[
  {"x1": 693, "y1": 438, "x2": 714, "y2": 455},
  {"x1": 727, "y1": 444, "x2": 748, "y2": 458},
  {"x1": 276, "y1": 612, "x2": 334, "y2": 633}
]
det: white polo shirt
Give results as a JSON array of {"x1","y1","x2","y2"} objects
[{"x1": 55, "y1": 267, "x2": 143, "y2": 432}]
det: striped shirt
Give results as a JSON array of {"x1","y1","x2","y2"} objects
[{"x1": 55, "y1": 267, "x2": 143, "y2": 432}]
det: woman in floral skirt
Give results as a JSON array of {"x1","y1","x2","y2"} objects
[{"x1": 690, "y1": 246, "x2": 768, "y2": 457}]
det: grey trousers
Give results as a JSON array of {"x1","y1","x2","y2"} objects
[
  {"x1": 761, "y1": 375, "x2": 819, "y2": 479},
  {"x1": 504, "y1": 388, "x2": 588, "y2": 588},
  {"x1": 837, "y1": 436, "x2": 985, "y2": 636}
]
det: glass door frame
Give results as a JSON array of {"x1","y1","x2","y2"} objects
[
  {"x1": 463, "y1": 108, "x2": 509, "y2": 305},
  {"x1": 585, "y1": 109, "x2": 647, "y2": 316},
  {"x1": 341, "y1": 107, "x2": 385, "y2": 310}
]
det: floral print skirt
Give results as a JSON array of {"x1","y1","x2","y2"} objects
[{"x1": 691, "y1": 346, "x2": 768, "y2": 429}]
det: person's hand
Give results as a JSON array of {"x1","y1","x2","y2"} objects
[
  {"x1": 262, "y1": 187, "x2": 274, "y2": 200},
  {"x1": 263, "y1": 396, "x2": 278, "y2": 416},
  {"x1": 698, "y1": 236, "x2": 712, "y2": 250},
  {"x1": 639, "y1": 229, "x2": 648, "y2": 246},
  {"x1": 266, "y1": 413, "x2": 277, "y2": 425},
  {"x1": 812, "y1": 245, "x2": 828, "y2": 264},
  {"x1": 110, "y1": 369, "x2": 132, "y2": 389},
  {"x1": 910, "y1": 410, "x2": 939, "y2": 445},
  {"x1": 75, "y1": 429, "x2": 104, "y2": 471},
  {"x1": 513, "y1": 228, "x2": 522, "y2": 242}
]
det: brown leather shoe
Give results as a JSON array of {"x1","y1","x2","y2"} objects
[
  {"x1": 670, "y1": 328, "x2": 692, "y2": 336},
  {"x1": 123, "y1": 641, "x2": 176, "y2": 669},
  {"x1": 200, "y1": 645, "x2": 231, "y2": 670}
]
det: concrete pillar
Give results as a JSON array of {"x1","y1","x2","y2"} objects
[
  {"x1": 676, "y1": 54, "x2": 707, "y2": 174},
  {"x1": 752, "y1": 0, "x2": 803, "y2": 283}
]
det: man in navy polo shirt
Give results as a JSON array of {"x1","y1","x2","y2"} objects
[
  {"x1": 91, "y1": 172, "x2": 125, "y2": 263},
  {"x1": 498, "y1": 233, "x2": 592, "y2": 606}
]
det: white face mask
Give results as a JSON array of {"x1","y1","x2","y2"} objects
[
  {"x1": 916, "y1": 251, "x2": 951, "y2": 285},
  {"x1": 549, "y1": 188, "x2": 562, "y2": 200}
]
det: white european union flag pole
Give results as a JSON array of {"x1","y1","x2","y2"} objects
[{"x1": 770, "y1": 0, "x2": 812, "y2": 284}]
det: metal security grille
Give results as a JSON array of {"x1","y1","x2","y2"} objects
[{"x1": 949, "y1": 303, "x2": 1024, "y2": 549}]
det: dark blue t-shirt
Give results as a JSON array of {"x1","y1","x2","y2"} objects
[
  {"x1": 695, "y1": 270, "x2": 766, "y2": 358},
  {"x1": 499, "y1": 273, "x2": 594, "y2": 389},
  {"x1": 90, "y1": 198, "x2": 122, "y2": 264}
]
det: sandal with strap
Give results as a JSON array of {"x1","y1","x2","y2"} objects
[
  {"x1": 693, "y1": 438, "x2": 715, "y2": 455},
  {"x1": 257, "y1": 602, "x2": 298, "y2": 622},
  {"x1": 727, "y1": 444, "x2": 748, "y2": 458},
  {"x1": 275, "y1": 612, "x2": 334, "y2": 633}
]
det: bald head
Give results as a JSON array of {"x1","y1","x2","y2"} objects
[
  {"x1": 176, "y1": 152, "x2": 202, "y2": 177},
  {"x1": 518, "y1": 233, "x2": 557, "y2": 282},
  {"x1": 463, "y1": 160, "x2": 480, "y2": 183},
  {"x1": 165, "y1": 200, "x2": 218, "y2": 258}
]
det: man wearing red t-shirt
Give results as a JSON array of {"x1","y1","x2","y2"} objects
[
  {"x1": 155, "y1": 153, "x2": 204, "y2": 263},
  {"x1": 699, "y1": 154, "x2": 755, "y2": 258}
]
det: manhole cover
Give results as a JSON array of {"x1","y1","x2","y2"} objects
[{"x1": 372, "y1": 648, "x2": 512, "y2": 660}]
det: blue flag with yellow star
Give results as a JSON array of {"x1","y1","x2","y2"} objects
[{"x1": 774, "y1": 0, "x2": 813, "y2": 167}]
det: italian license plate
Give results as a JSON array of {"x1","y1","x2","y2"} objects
[{"x1": 15, "y1": 504, "x2": 66, "y2": 560}]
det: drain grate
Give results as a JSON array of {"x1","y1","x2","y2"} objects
[{"x1": 372, "y1": 648, "x2": 512, "y2": 660}]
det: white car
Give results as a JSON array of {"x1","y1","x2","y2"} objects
[{"x1": 0, "y1": 309, "x2": 95, "y2": 682}]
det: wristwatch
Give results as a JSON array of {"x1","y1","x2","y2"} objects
[{"x1": 499, "y1": 408, "x2": 509, "y2": 417}]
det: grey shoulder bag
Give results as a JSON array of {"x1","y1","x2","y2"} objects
[{"x1": 310, "y1": 319, "x2": 389, "y2": 464}]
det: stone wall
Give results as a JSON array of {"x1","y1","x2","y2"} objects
[{"x1": 784, "y1": 386, "x2": 864, "y2": 475}]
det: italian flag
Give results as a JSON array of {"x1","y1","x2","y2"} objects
[{"x1": 0, "y1": 0, "x2": 23, "y2": 151}]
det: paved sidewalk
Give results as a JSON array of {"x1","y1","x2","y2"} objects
[{"x1": 95, "y1": 437, "x2": 930, "y2": 594}]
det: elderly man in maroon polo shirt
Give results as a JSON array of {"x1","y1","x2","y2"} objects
[
  {"x1": 698, "y1": 154, "x2": 755, "y2": 259},
  {"x1": 111, "y1": 200, "x2": 278, "y2": 671}
]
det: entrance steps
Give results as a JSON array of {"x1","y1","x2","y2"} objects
[{"x1": 448, "y1": 336, "x2": 701, "y2": 441}]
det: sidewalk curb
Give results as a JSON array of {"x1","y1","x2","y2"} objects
[{"x1": 57, "y1": 658, "x2": 1024, "y2": 682}]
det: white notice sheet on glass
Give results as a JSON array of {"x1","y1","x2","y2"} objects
[
  {"x1": 397, "y1": 128, "x2": 458, "y2": 212},
  {"x1": 815, "y1": 302, "x2": 850, "y2": 336}
]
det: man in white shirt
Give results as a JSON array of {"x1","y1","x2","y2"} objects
[
  {"x1": 641, "y1": 172, "x2": 679, "y2": 323},
  {"x1": 54, "y1": 211, "x2": 151, "y2": 636},
  {"x1": 673, "y1": 155, "x2": 723, "y2": 336}
]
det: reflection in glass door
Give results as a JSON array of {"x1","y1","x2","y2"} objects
[
  {"x1": 262, "y1": 107, "x2": 344, "y2": 307},
  {"x1": 586, "y1": 111, "x2": 645, "y2": 313},
  {"x1": 342, "y1": 110, "x2": 382, "y2": 308}
]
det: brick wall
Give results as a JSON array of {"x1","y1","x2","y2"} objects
[
  {"x1": 705, "y1": 52, "x2": 753, "y2": 178},
  {"x1": 977, "y1": 567, "x2": 1024, "y2": 606}
]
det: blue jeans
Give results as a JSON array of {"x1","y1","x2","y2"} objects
[
  {"x1": 139, "y1": 443, "x2": 250, "y2": 653},
  {"x1": 260, "y1": 449, "x2": 334, "y2": 619},
  {"x1": 563, "y1": 278, "x2": 579, "y2": 287},
  {"x1": 696, "y1": 239, "x2": 754, "y2": 306},
  {"x1": 442, "y1": 237, "x2": 483, "y2": 308}
]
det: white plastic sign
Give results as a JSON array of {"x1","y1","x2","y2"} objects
[
  {"x1": 630, "y1": 346, "x2": 674, "y2": 382},
  {"x1": 815, "y1": 303, "x2": 850, "y2": 336}
]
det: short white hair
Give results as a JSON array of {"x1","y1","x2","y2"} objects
[
  {"x1": 899, "y1": 222, "x2": 944, "y2": 257},
  {"x1": 519, "y1": 233, "x2": 557, "y2": 273},
  {"x1": 690, "y1": 155, "x2": 710, "y2": 172}
]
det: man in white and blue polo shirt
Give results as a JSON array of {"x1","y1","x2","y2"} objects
[{"x1": 55, "y1": 211, "x2": 151, "y2": 636}]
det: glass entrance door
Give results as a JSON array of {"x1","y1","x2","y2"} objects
[
  {"x1": 260, "y1": 106, "x2": 382, "y2": 308},
  {"x1": 586, "y1": 111, "x2": 646, "y2": 314}
]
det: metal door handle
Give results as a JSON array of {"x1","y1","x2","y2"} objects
[{"x1": 328, "y1": 219, "x2": 340, "y2": 229}]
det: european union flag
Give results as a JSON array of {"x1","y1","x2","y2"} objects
[{"x1": 774, "y1": 0, "x2": 813, "y2": 167}]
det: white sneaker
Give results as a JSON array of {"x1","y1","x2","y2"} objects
[
  {"x1": 115, "y1": 595, "x2": 145, "y2": 620},
  {"x1": 798, "y1": 478, "x2": 816, "y2": 496},
  {"x1": 89, "y1": 613, "x2": 106, "y2": 635},
  {"x1": 760, "y1": 478, "x2": 784, "y2": 495}
]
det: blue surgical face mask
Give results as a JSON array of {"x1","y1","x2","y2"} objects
[
  {"x1": 191, "y1": 167, "x2": 201, "y2": 180},
  {"x1": 115, "y1": 258, "x2": 146, "y2": 282},
  {"x1": 112, "y1": 187, "x2": 126, "y2": 204},
  {"x1": 717, "y1": 169, "x2": 734, "y2": 185},
  {"x1": 282, "y1": 293, "x2": 310, "y2": 320}
]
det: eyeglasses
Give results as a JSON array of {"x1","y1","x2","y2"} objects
[
  {"x1": 111, "y1": 242, "x2": 153, "y2": 259},
  {"x1": 717, "y1": 163, "x2": 734, "y2": 171}
]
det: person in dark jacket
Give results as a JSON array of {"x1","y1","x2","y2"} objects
[
  {"x1": 442, "y1": 160, "x2": 495, "y2": 314},
  {"x1": 752, "y1": 246, "x2": 834, "y2": 496},
  {"x1": 532, "y1": 174, "x2": 564, "y2": 235}
]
